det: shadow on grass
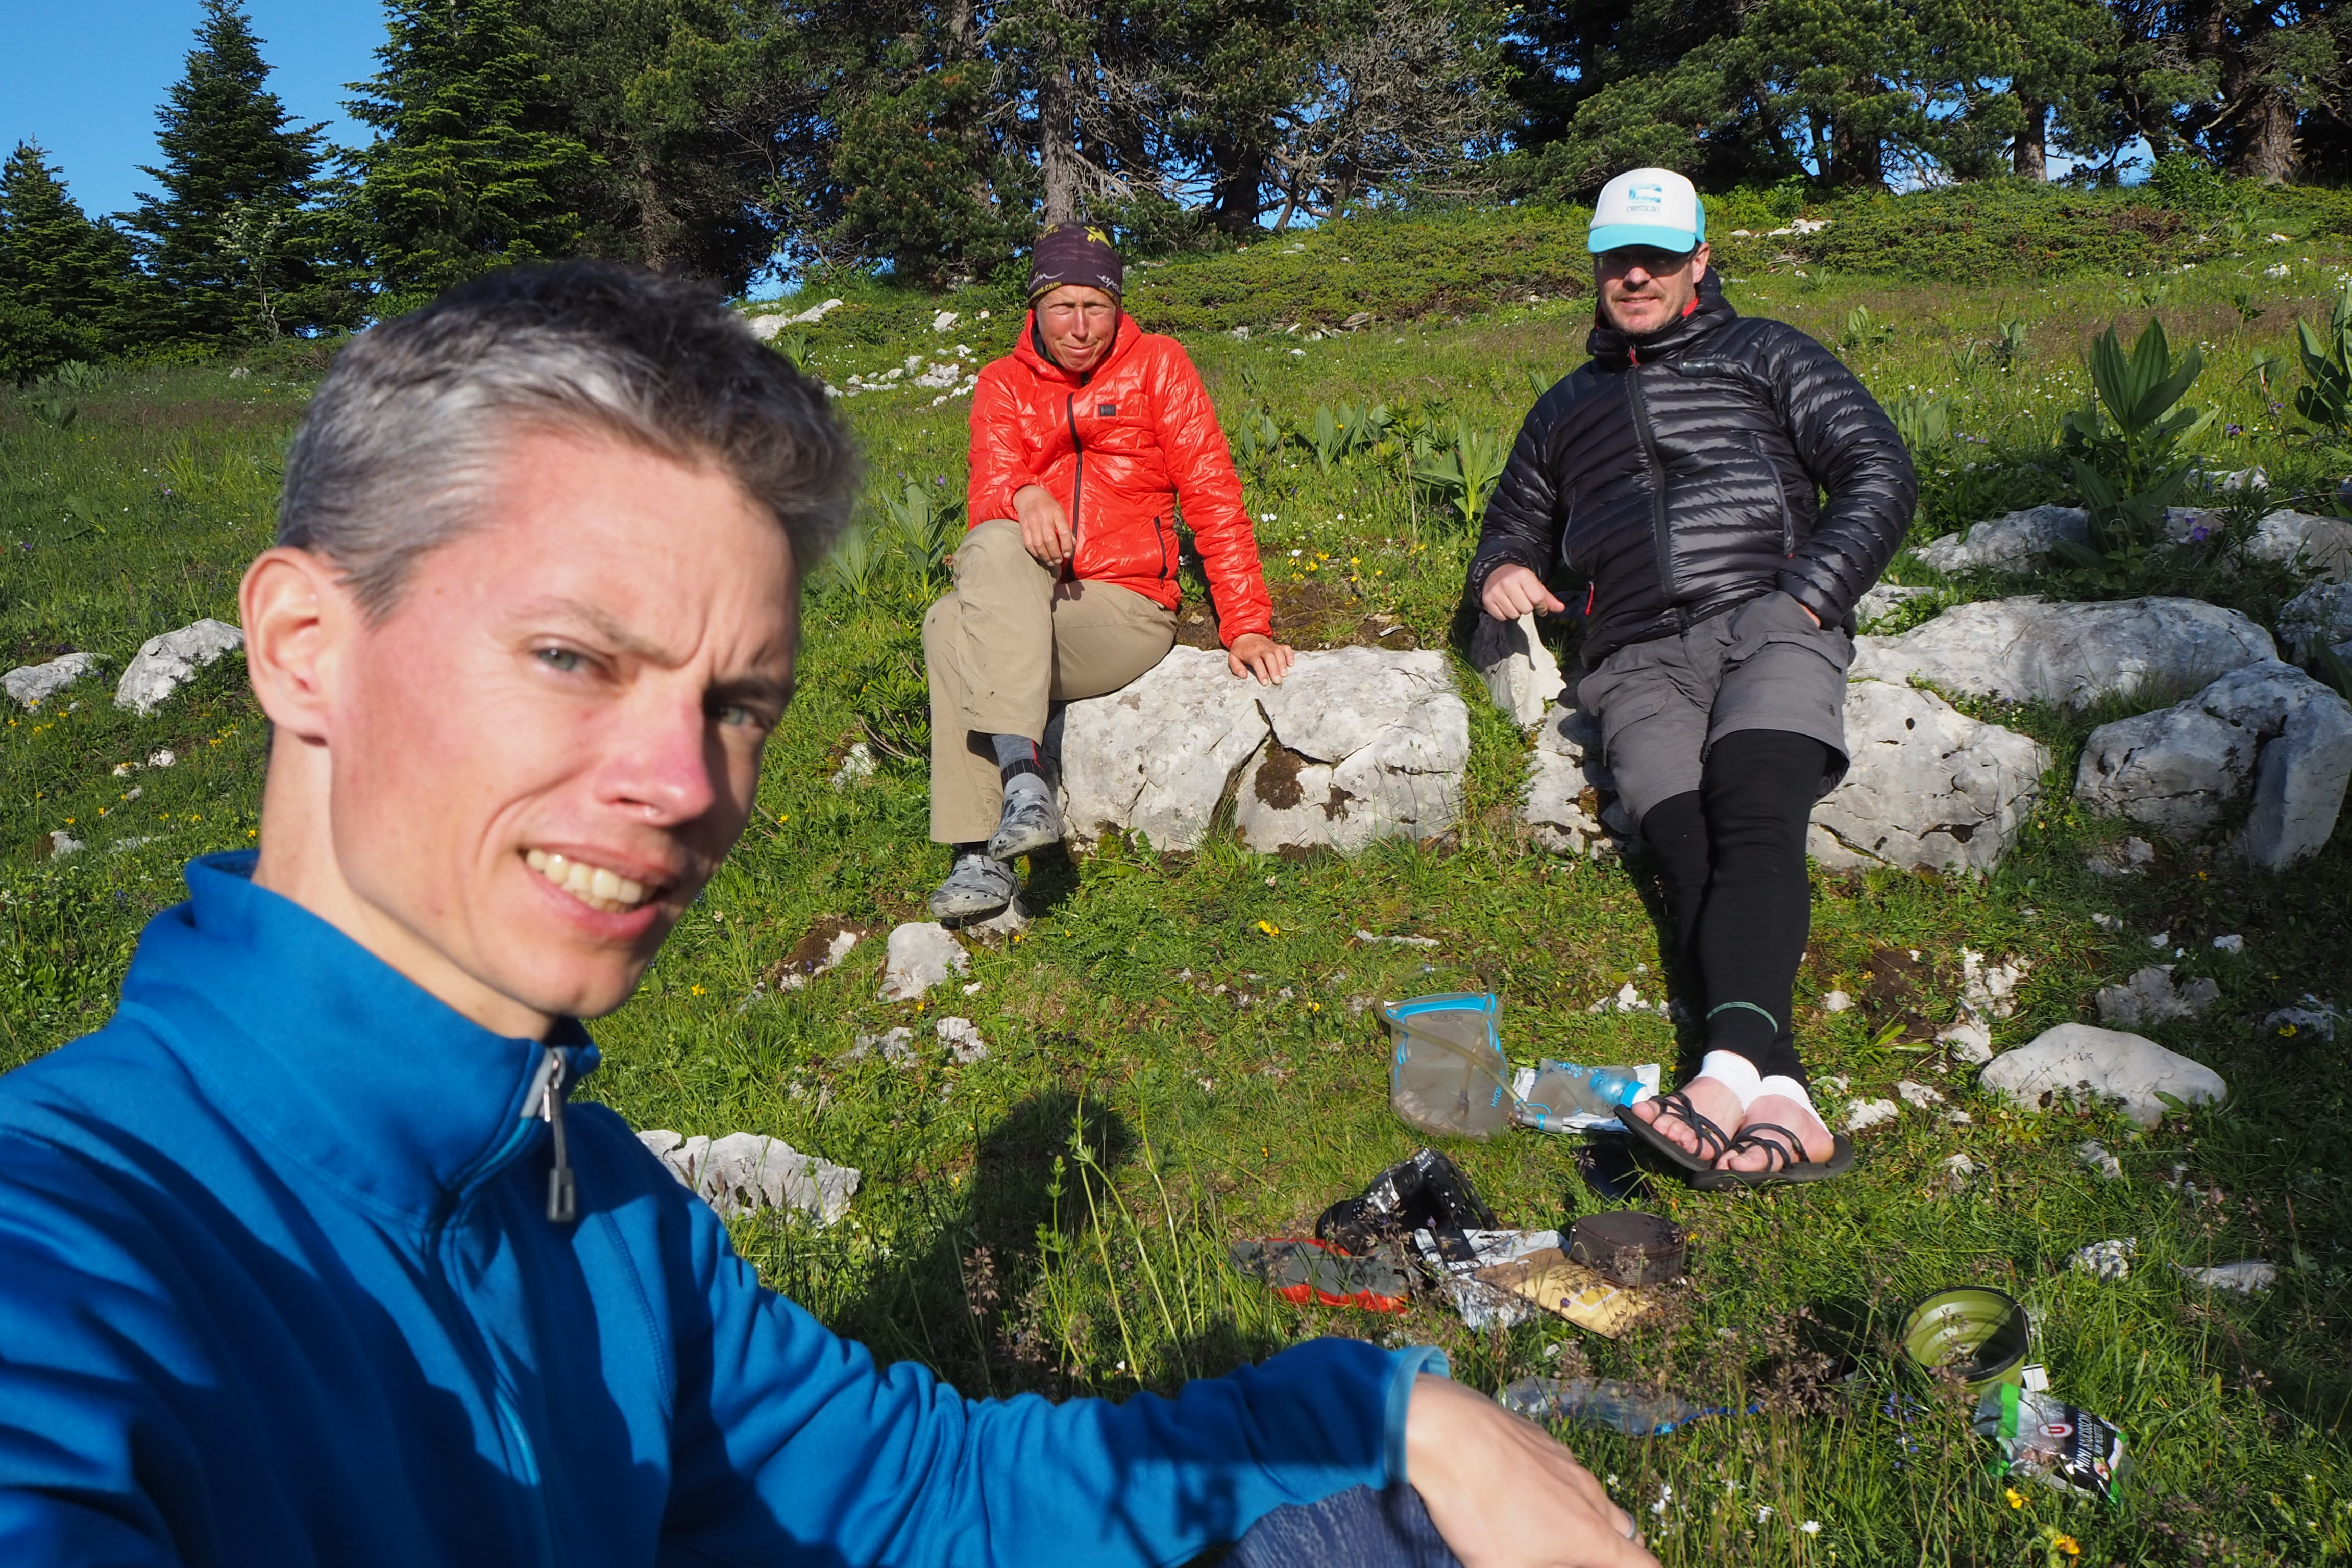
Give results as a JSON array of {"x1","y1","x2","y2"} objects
[{"x1": 829, "y1": 1087, "x2": 1134, "y2": 1398}]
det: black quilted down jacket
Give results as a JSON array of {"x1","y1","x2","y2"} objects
[{"x1": 1468, "y1": 276, "x2": 1916, "y2": 669}]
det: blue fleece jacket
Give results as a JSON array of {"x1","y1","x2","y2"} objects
[{"x1": 0, "y1": 854, "x2": 1437, "y2": 1565}]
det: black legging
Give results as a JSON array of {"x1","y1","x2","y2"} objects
[{"x1": 1637, "y1": 728, "x2": 1828, "y2": 1087}]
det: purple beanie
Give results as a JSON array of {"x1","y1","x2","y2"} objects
[{"x1": 1026, "y1": 223, "x2": 1123, "y2": 301}]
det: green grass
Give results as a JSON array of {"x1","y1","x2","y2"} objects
[{"x1": 8, "y1": 223, "x2": 2352, "y2": 1565}]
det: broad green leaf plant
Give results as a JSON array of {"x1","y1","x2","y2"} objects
[
  {"x1": 2291, "y1": 281, "x2": 2352, "y2": 445},
  {"x1": 2056, "y1": 318, "x2": 2213, "y2": 571}
]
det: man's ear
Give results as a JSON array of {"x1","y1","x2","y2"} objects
[
  {"x1": 240, "y1": 547, "x2": 356, "y2": 743},
  {"x1": 1690, "y1": 241, "x2": 1711, "y2": 284}
]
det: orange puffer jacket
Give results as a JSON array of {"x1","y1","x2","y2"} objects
[{"x1": 968, "y1": 312, "x2": 1273, "y2": 645}]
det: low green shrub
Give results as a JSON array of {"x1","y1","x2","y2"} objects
[
  {"x1": 1121, "y1": 206, "x2": 1593, "y2": 335},
  {"x1": 1802, "y1": 181, "x2": 2193, "y2": 282}
]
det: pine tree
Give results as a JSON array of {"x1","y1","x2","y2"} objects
[
  {"x1": 0, "y1": 141, "x2": 145, "y2": 378},
  {"x1": 122, "y1": 0, "x2": 345, "y2": 342},
  {"x1": 346, "y1": 0, "x2": 602, "y2": 299}
]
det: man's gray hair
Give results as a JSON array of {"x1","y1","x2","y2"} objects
[{"x1": 279, "y1": 261, "x2": 858, "y2": 617}]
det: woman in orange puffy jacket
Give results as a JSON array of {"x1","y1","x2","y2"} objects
[{"x1": 923, "y1": 223, "x2": 1291, "y2": 919}]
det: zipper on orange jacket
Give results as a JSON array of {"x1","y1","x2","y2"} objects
[{"x1": 1063, "y1": 393, "x2": 1084, "y2": 581}]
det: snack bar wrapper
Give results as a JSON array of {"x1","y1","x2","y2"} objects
[{"x1": 1972, "y1": 1384, "x2": 2128, "y2": 1504}]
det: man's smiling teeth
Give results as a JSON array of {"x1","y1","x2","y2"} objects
[{"x1": 525, "y1": 849, "x2": 649, "y2": 913}]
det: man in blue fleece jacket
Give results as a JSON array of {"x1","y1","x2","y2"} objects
[{"x1": 0, "y1": 263, "x2": 1652, "y2": 1568}]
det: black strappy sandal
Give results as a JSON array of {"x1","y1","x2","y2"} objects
[
  {"x1": 1621, "y1": 1088, "x2": 1736, "y2": 1175},
  {"x1": 1690, "y1": 1122, "x2": 1857, "y2": 1191}
]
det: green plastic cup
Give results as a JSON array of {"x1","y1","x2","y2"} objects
[{"x1": 1900, "y1": 1287, "x2": 2031, "y2": 1393}]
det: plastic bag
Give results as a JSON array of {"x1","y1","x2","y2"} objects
[
  {"x1": 1972, "y1": 1385, "x2": 2128, "y2": 1504},
  {"x1": 1498, "y1": 1377, "x2": 1747, "y2": 1436},
  {"x1": 1384, "y1": 994, "x2": 1513, "y2": 1139},
  {"x1": 1316, "y1": 1148, "x2": 1498, "y2": 1255}
]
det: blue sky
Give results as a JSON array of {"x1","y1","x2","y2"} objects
[{"x1": 1, "y1": 0, "x2": 384, "y2": 223}]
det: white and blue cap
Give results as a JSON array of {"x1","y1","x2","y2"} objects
[{"x1": 1588, "y1": 168, "x2": 1705, "y2": 255}]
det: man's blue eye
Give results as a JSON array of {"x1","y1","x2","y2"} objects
[{"x1": 536, "y1": 648, "x2": 582, "y2": 673}]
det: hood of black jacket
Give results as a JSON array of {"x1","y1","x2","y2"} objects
[{"x1": 1585, "y1": 273, "x2": 1736, "y2": 369}]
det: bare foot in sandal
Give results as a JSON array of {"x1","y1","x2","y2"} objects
[
  {"x1": 1628, "y1": 1076, "x2": 1744, "y2": 1161},
  {"x1": 1716, "y1": 1092, "x2": 1836, "y2": 1173}
]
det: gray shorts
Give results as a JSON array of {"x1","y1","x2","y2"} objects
[{"x1": 1575, "y1": 591, "x2": 1854, "y2": 825}]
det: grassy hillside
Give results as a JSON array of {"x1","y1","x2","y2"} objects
[{"x1": 6, "y1": 208, "x2": 2352, "y2": 1564}]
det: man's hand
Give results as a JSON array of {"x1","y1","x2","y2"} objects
[
  {"x1": 1228, "y1": 632, "x2": 1294, "y2": 685},
  {"x1": 1480, "y1": 564, "x2": 1565, "y2": 623},
  {"x1": 1013, "y1": 485, "x2": 1074, "y2": 568},
  {"x1": 1405, "y1": 1375, "x2": 1657, "y2": 1568}
]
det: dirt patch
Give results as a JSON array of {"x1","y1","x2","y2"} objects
[
  {"x1": 765, "y1": 916, "x2": 869, "y2": 987},
  {"x1": 1861, "y1": 946, "x2": 1943, "y2": 1041},
  {"x1": 1253, "y1": 745, "x2": 1308, "y2": 809},
  {"x1": 1173, "y1": 579, "x2": 1421, "y2": 652}
]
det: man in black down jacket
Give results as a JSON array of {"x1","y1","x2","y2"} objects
[{"x1": 1468, "y1": 168, "x2": 1915, "y2": 1185}]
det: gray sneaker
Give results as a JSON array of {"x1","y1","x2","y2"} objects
[
  {"x1": 930, "y1": 853, "x2": 1018, "y2": 919},
  {"x1": 987, "y1": 780, "x2": 1065, "y2": 860}
]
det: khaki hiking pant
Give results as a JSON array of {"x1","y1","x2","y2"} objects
[{"x1": 924, "y1": 518, "x2": 1177, "y2": 844}]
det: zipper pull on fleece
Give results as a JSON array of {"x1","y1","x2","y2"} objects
[{"x1": 523, "y1": 1047, "x2": 578, "y2": 1223}]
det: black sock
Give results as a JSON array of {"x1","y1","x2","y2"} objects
[
  {"x1": 990, "y1": 732, "x2": 1043, "y2": 785},
  {"x1": 1692, "y1": 730, "x2": 1827, "y2": 1087}
]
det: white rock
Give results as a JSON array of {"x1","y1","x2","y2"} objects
[
  {"x1": 45, "y1": 830, "x2": 85, "y2": 858},
  {"x1": 2095, "y1": 965, "x2": 2220, "y2": 1027},
  {"x1": 931, "y1": 309, "x2": 959, "y2": 332},
  {"x1": 1521, "y1": 700, "x2": 1621, "y2": 857},
  {"x1": 1895, "y1": 1078, "x2": 1944, "y2": 1108},
  {"x1": 1823, "y1": 990, "x2": 1852, "y2": 1013},
  {"x1": 2177, "y1": 1260, "x2": 2276, "y2": 1293},
  {"x1": 634, "y1": 1130, "x2": 860, "y2": 1223},
  {"x1": 148, "y1": 748, "x2": 176, "y2": 768},
  {"x1": 2278, "y1": 583, "x2": 2352, "y2": 663},
  {"x1": 2212, "y1": 933, "x2": 2242, "y2": 953},
  {"x1": 1056, "y1": 646, "x2": 1272, "y2": 851},
  {"x1": 879, "y1": 921, "x2": 968, "y2": 1001},
  {"x1": 778, "y1": 928, "x2": 859, "y2": 990},
  {"x1": 1807, "y1": 679, "x2": 2047, "y2": 873},
  {"x1": 2074, "y1": 660, "x2": 2352, "y2": 869},
  {"x1": 1979, "y1": 1022, "x2": 2226, "y2": 1129},
  {"x1": 936, "y1": 1016, "x2": 989, "y2": 1063},
  {"x1": 847, "y1": 1026, "x2": 917, "y2": 1065},
  {"x1": 2085, "y1": 835, "x2": 2157, "y2": 876},
  {"x1": 2072, "y1": 1238, "x2": 2134, "y2": 1281},
  {"x1": 1912, "y1": 504, "x2": 2088, "y2": 574},
  {"x1": 2077, "y1": 1140, "x2": 2124, "y2": 1180},
  {"x1": 114, "y1": 619, "x2": 244, "y2": 715},
  {"x1": 1845, "y1": 1098, "x2": 1900, "y2": 1132},
  {"x1": 1851, "y1": 597, "x2": 2275, "y2": 709},
  {"x1": 2246, "y1": 509, "x2": 2352, "y2": 582},
  {"x1": 1231, "y1": 648, "x2": 1470, "y2": 853},
  {"x1": 2264, "y1": 998, "x2": 2339, "y2": 1041},
  {"x1": 747, "y1": 298, "x2": 843, "y2": 338},
  {"x1": 1940, "y1": 1152, "x2": 1977, "y2": 1191},
  {"x1": 1356, "y1": 930, "x2": 1439, "y2": 948},
  {"x1": 1470, "y1": 611, "x2": 1565, "y2": 726},
  {"x1": 1938, "y1": 1020, "x2": 1994, "y2": 1065},
  {"x1": 4, "y1": 651, "x2": 100, "y2": 708},
  {"x1": 1855, "y1": 582, "x2": 1937, "y2": 629},
  {"x1": 829, "y1": 741, "x2": 876, "y2": 789},
  {"x1": 1959, "y1": 950, "x2": 2030, "y2": 1020}
]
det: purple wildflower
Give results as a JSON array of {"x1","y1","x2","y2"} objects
[{"x1": 2191, "y1": 525, "x2": 2212, "y2": 543}]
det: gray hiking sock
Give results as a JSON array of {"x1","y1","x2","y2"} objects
[{"x1": 991, "y1": 732, "x2": 1044, "y2": 784}]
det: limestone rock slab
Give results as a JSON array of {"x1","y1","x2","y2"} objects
[
  {"x1": 2074, "y1": 660, "x2": 2352, "y2": 868},
  {"x1": 1854, "y1": 583, "x2": 1937, "y2": 630},
  {"x1": 1978, "y1": 1022, "x2": 2226, "y2": 1129},
  {"x1": 636, "y1": 1130, "x2": 859, "y2": 1223},
  {"x1": 114, "y1": 618, "x2": 244, "y2": 715},
  {"x1": 1851, "y1": 596, "x2": 2275, "y2": 709},
  {"x1": 2247, "y1": 509, "x2": 2352, "y2": 582},
  {"x1": 1055, "y1": 646, "x2": 1270, "y2": 851},
  {"x1": 4, "y1": 651, "x2": 100, "y2": 708},
  {"x1": 1521, "y1": 701, "x2": 1622, "y2": 856},
  {"x1": 1807, "y1": 679, "x2": 2048, "y2": 873},
  {"x1": 1470, "y1": 611, "x2": 1566, "y2": 727},
  {"x1": 1233, "y1": 647, "x2": 1468, "y2": 852},
  {"x1": 1913, "y1": 505, "x2": 2088, "y2": 575},
  {"x1": 2278, "y1": 583, "x2": 2352, "y2": 663},
  {"x1": 2095, "y1": 964, "x2": 2220, "y2": 1027},
  {"x1": 879, "y1": 921, "x2": 968, "y2": 1001}
]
